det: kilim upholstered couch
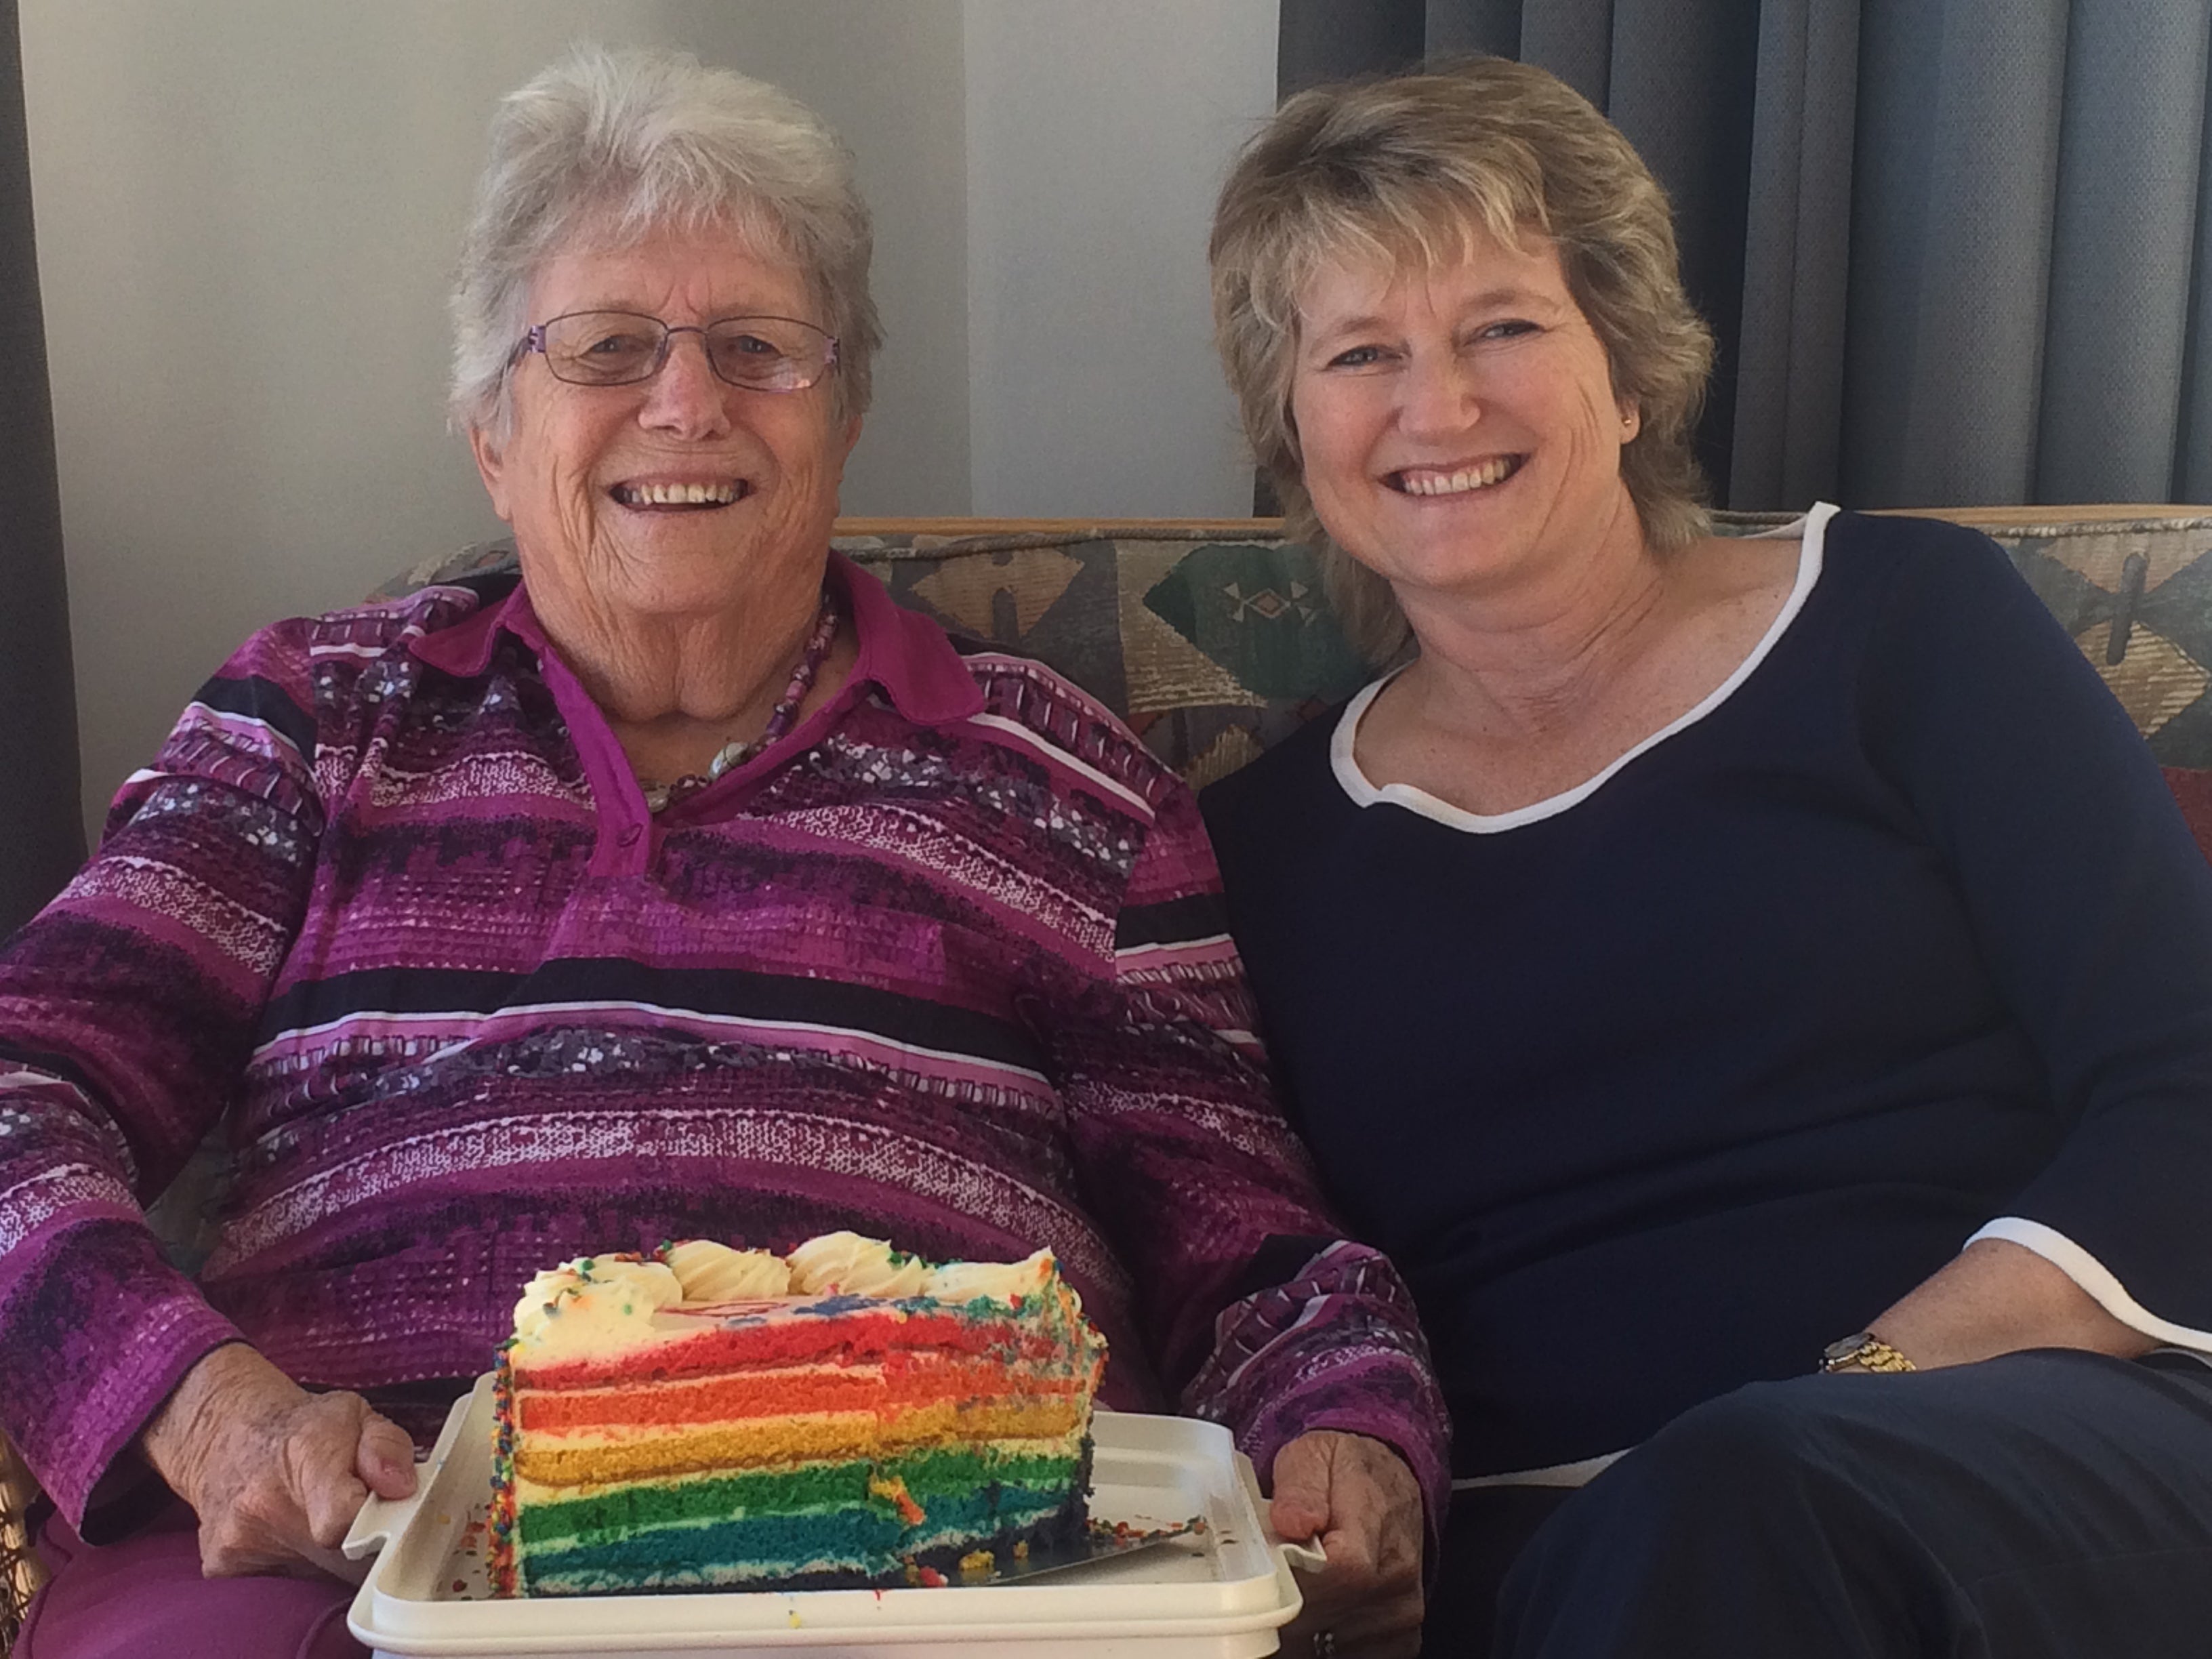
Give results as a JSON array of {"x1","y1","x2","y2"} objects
[
  {"x1": 4, "y1": 504, "x2": 2211, "y2": 1649},
  {"x1": 380, "y1": 506, "x2": 2212, "y2": 787}
]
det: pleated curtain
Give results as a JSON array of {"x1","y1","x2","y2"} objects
[
  {"x1": 1278, "y1": 0, "x2": 2212, "y2": 512},
  {"x1": 0, "y1": 0, "x2": 82, "y2": 937}
]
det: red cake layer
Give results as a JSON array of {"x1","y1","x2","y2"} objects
[{"x1": 511, "y1": 1305, "x2": 1054, "y2": 1391}]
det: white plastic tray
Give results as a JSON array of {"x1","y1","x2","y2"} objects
[{"x1": 344, "y1": 1377, "x2": 1316, "y2": 1656}]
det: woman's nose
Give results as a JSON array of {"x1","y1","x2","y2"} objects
[
  {"x1": 638, "y1": 332, "x2": 733, "y2": 438},
  {"x1": 1399, "y1": 351, "x2": 1480, "y2": 436}
]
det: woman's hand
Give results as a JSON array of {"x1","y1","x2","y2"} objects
[
  {"x1": 138, "y1": 1342, "x2": 417, "y2": 1580},
  {"x1": 1269, "y1": 1429, "x2": 1425, "y2": 1658}
]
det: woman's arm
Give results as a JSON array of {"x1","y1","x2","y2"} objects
[
  {"x1": 1857, "y1": 516, "x2": 2212, "y2": 1359},
  {"x1": 0, "y1": 619, "x2": 329, "y2": 1525},
  {"x1": 1043, "y1": 781, "x2": 1447, "y2": 1646},
  {"x1": 1855, "y1": 1237, "x2": 2155, "y2": 1370}
]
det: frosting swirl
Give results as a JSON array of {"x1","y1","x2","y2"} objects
[
  {"x1": 922, "y1": 1248, "x2": 1056, "y2": 1305},
  {"x1": 663, "y1": 1240, "x2": 793, "y2": 1302},
  {"x1": 508, "y1": 1254, "x2": 684, "y2": 1361},
  {"x1": 785, "y1": 1230, "x2": 928, "y2": 1298}
]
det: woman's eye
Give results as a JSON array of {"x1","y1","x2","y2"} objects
[
  {"x1": 1325, "y1": 344, "x2": 1393, "y2": 371},
  {"x1": 1476, "y1": 319, "x2": 1539, "y2": 342},
  {"x1": 584, "y1": 331, "x2": 655, "y2": 357}
]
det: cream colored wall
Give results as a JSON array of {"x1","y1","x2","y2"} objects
[
  {"x1": 962, "y1": 0, "x2": 1276, "y2": 518},
  {"x1": 25, "y1": 0, "x2": 972, "y2": 836}
]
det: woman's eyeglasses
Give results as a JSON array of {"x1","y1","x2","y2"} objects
[{"x1": 518, "y1": 310, "x2": 840, "y2": 392}]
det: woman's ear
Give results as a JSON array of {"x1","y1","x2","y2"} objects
[{"x1": 469, "y1": 424, "x2": 514, "y2": 524}]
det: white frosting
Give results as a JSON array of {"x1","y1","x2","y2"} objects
[
  {"x1": 507, "y1": 1254, "x2": 684, "y2": 1363},
  {"x1": 922, "y1": 1248, "x2": 1056, "y2": 1305},
  {"x1": 509, "y1": 1237, "x2": 1068, "y2": 1364},
  {"x1": 511, "y1": 1264, "x2": 587, "y2": 1340},
  {"x1": 785, "y1": 1230, "x2": 929, "y2": 1298},
  {"x1": 663, "y1": 1240, "x2": 793, "y2": 1303}
]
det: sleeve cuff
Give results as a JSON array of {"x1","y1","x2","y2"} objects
[
  {"x1": 38, "y1": 1300, "x2": 243, "y2": 1527},
  {"x1": 1966, "y1": 1215, "x2": 2212, "y2": 1355},
  {"x1": 0, "y1": 1217, "x2": 247, "y2": 1526}
]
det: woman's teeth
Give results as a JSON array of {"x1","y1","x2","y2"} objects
[
  {"x1": 614, "y1": 480, "x2": 741, "y2": 507},
  {"x1": 1396, "y1": 457, "x2": 1518, "y2": 495}
]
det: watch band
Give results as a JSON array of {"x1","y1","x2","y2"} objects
[{"x1": 1820, "y1": 1330, "x2": 1916, "y2": 1374}]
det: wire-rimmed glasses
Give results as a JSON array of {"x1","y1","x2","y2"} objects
[{"x1": 518, "y1": 310, "x2": 840, "y2": 392}]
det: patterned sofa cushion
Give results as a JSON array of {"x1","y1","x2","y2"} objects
[
  {"x1": 1996, "y1": 516, "x2": 2212, "y2": 766},
  {"x1": 378, "y1": 509, "x2": 2212, "y2": 783}
]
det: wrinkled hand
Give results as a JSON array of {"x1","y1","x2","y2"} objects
[
  {"x1": 1270, "y1": 1430, "x2": 1425, "y2": 1658},
  {"x1": 139, "y1": 1341, "x2": 417, "y2": 1580}
]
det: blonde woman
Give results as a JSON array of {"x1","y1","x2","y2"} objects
[{"x1": 1204, "y1": 57, "x2": 2212, "y2": 1656}]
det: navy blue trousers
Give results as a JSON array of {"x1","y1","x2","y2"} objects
[{"x1": 1425, "y1": 1351, "x2": 2212, "y2": 1658}]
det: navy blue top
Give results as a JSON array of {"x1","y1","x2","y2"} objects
[{"x1": 1202, "y1": 510, "x2": 2212, "y2": 1479}]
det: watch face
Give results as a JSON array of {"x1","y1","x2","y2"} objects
[{"x1": 1823, "y1": 1332, "x2": 1875, "y2": 1364}]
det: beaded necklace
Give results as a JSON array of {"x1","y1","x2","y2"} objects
[{"x1": 640, "y1": 586, "x2": 842, "y2": 814}]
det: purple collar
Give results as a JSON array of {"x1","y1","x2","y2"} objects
[{"x1": 407, "y1": 550, "x2": 985, "y2": 727}]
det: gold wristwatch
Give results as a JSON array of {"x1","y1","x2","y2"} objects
[{"x1": 1820, "y1": 1331, "x2": 1915, "y2": 1374}]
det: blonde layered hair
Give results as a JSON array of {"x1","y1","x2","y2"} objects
[{"x1": 1210, "y1": 57, "x2": 1715, "y2": 663}]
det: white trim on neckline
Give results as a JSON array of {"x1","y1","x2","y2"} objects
[{"x1": 1330, "y1": 501, "x2": 1839, "y2": 833}]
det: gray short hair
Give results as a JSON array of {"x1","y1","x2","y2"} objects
[
  {"x1": 1210, "y1": 57, "x2": 1714, "y2": 663},
  {"x1": 450, "y1": 45, "x2": 882, "y2": 436}
]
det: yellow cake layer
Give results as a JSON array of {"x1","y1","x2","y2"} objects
[{"x1": 512, "y1": 1394, "x2": 1085, "y2": 1487}]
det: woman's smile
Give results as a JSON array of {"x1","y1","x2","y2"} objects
[
  {"x1": 608, "y1": 475, "x2": 748, "y2": 509},
  {"x1": 1389, "y1": 455, "x2": 1525, "y2": 496}
]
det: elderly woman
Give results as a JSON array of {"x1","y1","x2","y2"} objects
[
  {"x1": 0, "y1": 48, "x2": 1444, "y2": 1658},
  {"x1": 1200, "y1": 56, "x2": 2212, "y2": 1658}
]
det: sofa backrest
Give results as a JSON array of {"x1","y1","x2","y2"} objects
[{"x1": 382, "y1": 507, "x2": 2212, "y2": 785}]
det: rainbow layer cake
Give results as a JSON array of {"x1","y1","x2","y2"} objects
[{"x1": 489, "y1": 1232, "x2": 1107, "y2": 1595}]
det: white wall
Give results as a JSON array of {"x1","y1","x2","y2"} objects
[
  {"x1": 962, "y1": 0, "x2": 1277, "y2": 518},
  {"x1": 24, "y1": 0, "x2": 1274, "y2": 840}
]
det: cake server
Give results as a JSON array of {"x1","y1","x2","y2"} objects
[
  {"x1": 977, "y1": 1521, "x2": 1200, "y2": 1584},
  {"x1": 982, "y1": 1523, "x2": 1329, "y2": 1585}
]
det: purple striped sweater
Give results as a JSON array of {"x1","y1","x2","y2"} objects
[{"x1": 0, "y1": 554, "x2": 1448, "y2": 1535}]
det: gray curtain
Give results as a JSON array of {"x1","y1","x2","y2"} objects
[
  {"x1": 0, "y1": 0, "x2": 81, "y2": 937},
  {"x1": 1279, "y1": 0, "x2": 2212, "y2": 512}
]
